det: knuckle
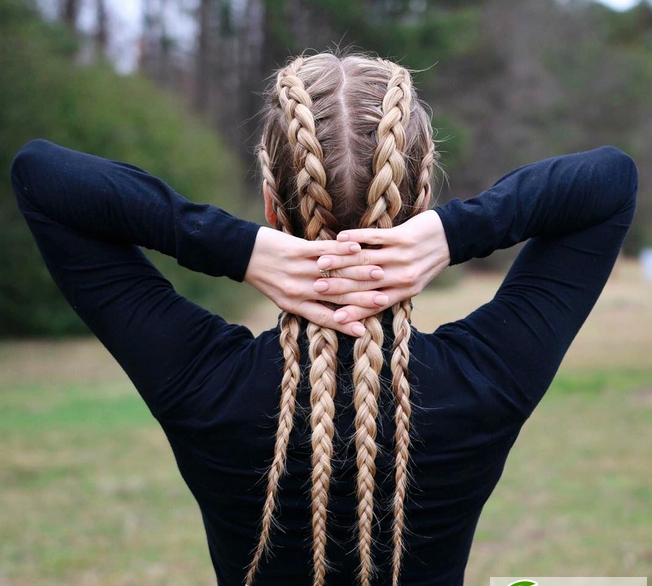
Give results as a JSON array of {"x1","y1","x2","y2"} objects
[
  {"x1": 288, "y1": 265, "x2": 303, "y2": 277},
  {"x1": 403, "y1": 268, "x2": 419, "y2": 285},
  {"x1": 284, "y1": 282, "x2": 303, "y2": 299},
  {"x1": 345, "y1": 308, "x2": 362, "y2": 322},
  {"x1": 277, "y1": 299, "x2": 293, "y2": 313},
  {"x1": 398, "y1": 272, "x2": 412, "y2": 286},
  {"x1": 316, "y1": 309, "x2": 330, "y2": 325}
]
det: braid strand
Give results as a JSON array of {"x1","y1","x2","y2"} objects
[
  {"x1": 245, "y1": 312, "x2": 301, "y2": 586},
  {"x1": 279, "y1": 57, "x2": 340, "y2": 586}
]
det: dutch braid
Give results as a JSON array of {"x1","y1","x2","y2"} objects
[
  {"x1": 245, "y1": 145, "x2": 302, "y2": 586},
  {"x1": 351, "y1": 59, "x2": 414, "y2": 586},
  {"x1": 352, "y1": 321, "x2": 384, "y2": 586},
  {"x1": 374, "y1": 60, "x2": 419, "y2": 586},
  {"x1": 307, "y1": 321, "x2": 338, "y2": 586},
  {"x1": 279, "y1": 57, "x2": 340, "y2": 586},
  {"x1": 278, "y1": 58, "x2": 337, "y2": 240},
  {"x1": 390, "y1": 94, "x2": 438, "y2": 586},
  {"x1": 411, "y1": 135, "x2": 437, "y2": 221},
  {"x1": 390, "y1": 297, "x2": 413, "y2": 586}
]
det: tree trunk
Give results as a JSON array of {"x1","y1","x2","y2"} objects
[
  {"x1": 194, "y1": 0, "x2": 211, "y2": 113},
  {"x1": 96, "y1": 0, "x2": 109, "y2": 61},
  {"x1": 61, "y1": 0, "x2": 80, "y2": 34}
]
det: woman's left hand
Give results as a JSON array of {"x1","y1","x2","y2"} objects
[{"x1": 244, "y1": 227, "x2": 388, "y2": 336}]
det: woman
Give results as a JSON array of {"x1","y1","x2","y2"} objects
[{"x1": 10, "y1": 53, "x2": 637, "y2": 586}]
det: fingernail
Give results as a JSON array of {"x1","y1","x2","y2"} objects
[
  {"x1": 334, "y1": 310, "x2": 347, "y2": 323},
  {"x1": 338, "y1": 233, "x2": 350, "y2": 242},
  {"x1": 370, "y1": 268, "x2": 384, "y2": 279},
  {"x1": 349, "y1": 243, "x2": 361, "y2": 252},
  {"x1": 352, "y1": 324, "x2": 366, "y2": 336},
  {"x1": 314, "y1": 280, "x2": 329, "y2": 293},
  {"x1": 374, "y1": 294, "x2": 389, "y2": 306},
  {"x1": 317, "y1": 257, "x2": 332, "y2": 269}
]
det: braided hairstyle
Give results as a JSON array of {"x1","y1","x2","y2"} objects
[{"x1": 247, "y1": 53, "x2": 440, "y2": 586}]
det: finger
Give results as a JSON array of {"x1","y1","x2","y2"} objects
[
  {"x1": 337, "y1": 228, "x2": 398, "y2": 247},
  {"x1": 314, "y1": 275, "x2": 384, "y2": 295},
  {"x1": 298, "y1": 301, "x2": 366, "y2": 337},
  {"x1": 336, "y1": 266, "x2": 385, "y2": 281},
  {"x1": 331, "y1": 288, "x2": 412, "y2": 323},
  {"x1": 313, "y1": 267, "x2": 384, "y2": 290},
  {"x1": 315, "y1": 290, "x2": 390, "y2": 308},
  {"x1": 332, "y1": 305, "x2": 385, "y2": 324},
  {"x1": 303, "y1": 239, "x2": 362, "y2": 258},
  {"x1": 317, "y1": 249, "x2": 387, "y2": 271}
]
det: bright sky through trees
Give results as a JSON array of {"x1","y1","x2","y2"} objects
[{"x1": 39, "y1": 0, "x2": 647, "y2": 73}]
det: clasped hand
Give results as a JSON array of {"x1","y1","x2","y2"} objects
[{"x1": 244, "y1": 210, "x2": 451, "y2": 337}]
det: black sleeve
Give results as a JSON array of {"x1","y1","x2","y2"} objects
[
  {"x1": 10, "y1": 139, "x2": 261, "y2": 420},
  {"x1": 433, "y1": 146, "x2": 638, "y2": 416}
]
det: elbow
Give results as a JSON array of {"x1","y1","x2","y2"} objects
[
  {"x1": 597, "y1": 145, "x2": 638, "y2": 206},
  {"x1": 10, "y1": 139, "x2": 55, "y2": 213}
]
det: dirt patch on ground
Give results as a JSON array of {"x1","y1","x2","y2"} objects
[
  {"x1": 629, "y1": 388, "x2": 652, "y2": 408},
  {"x1": 0, "y1": 338, "x2": 128, "y2": 390}
]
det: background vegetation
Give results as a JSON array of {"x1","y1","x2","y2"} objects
[
  {"x1": 0, "y1": 0, "x2": 250, "y2": 335},
  {"x1": 1, "y1": 0, "x2": 652, "y2": 334}
]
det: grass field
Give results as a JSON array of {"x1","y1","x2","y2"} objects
[{"x1": 1, "y1": 259, "x2": 651, "y2": 585}]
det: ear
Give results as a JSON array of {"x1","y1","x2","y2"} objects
[{"x1": 263, "y1": 182, "x2": 278, "y2": 227}]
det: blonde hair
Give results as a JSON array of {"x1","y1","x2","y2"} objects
[{"x1": 245, "y1": 52, "x2": 440, "y2": 586}]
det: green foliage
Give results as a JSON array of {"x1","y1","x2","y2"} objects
[
  {"x1": 0, "y1": 0, "x2": 251, "y2": 336},
  {"x1": 384, "y1": 7, "x2": 483, "y2": 71},
  {"x1": 432, "y1": 114, "x2": 469, "y2": 172},
  {"x1": 603, "y1": 2, "x2": 652, "y2": 49},
  {"x1": 304, "y1": 2, "x2": 483, "y2": 69},
  {"x1": 538, "y1": 2, "x2": 652, "y2": 253}
]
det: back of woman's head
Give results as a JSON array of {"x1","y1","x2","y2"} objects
[{"x1": 246, "y1": 52, "x2": 440, "y2": 586}]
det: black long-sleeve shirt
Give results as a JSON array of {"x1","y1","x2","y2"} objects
[{"x1": 10, "y1": 140, "x2": 638, "y2": 585}]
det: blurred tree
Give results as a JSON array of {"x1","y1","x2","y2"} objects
[
  {"x1": 194, "y1": 0, "x2": 212, "y2": 112},
  {"x1": 95, "y1": 0, "x2": 108, "y2": 60},
  {"x1": 130, "y1": 0, "x2": 650, "y2": 258},
  {"x1": 0, "y1": 0, "x2": 253, "y2": 336},
  {"x1": 40, "y1": 0, "x2": 652, "y2": 257},
  {"x1": 60, "y1": 0, "x2": 80, "y2": 34}
]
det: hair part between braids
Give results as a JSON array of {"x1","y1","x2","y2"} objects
[{"x1": 246, "y1": 51, "x2": 441, "y2": 586}]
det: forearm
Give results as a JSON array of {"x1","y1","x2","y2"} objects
[
  {"x1": 11, "y1": 139, "x2": 260, "y2": 282},
  {"x1": 434, "y1": 146, "x2": 638, "y2": 266}
]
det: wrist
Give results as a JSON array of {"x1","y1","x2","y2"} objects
[
  {"x1": 244, "y1": 226, "x2": 275, "y2": 287},
  {"x1": 431, "y1": 208, "x2": 453, "y2": 267}
]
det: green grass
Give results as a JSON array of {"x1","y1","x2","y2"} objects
[
  {"x1": 1, "y1": 367, "x2": 650, "y2": 585},
  {"x1": 1, "y1": 261, "x2": 651, "y2": 585},
  {"x1": 0, "y1": 380, "x2": 214, "y2": 586},
  {"x1": 469, "y1": 370, "x2": 652, "y2": 581}
]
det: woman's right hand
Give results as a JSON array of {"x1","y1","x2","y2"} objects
[{"x1": 314, "y1": 210, "x2": 451, "y2": 323}]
